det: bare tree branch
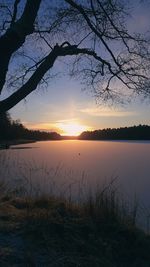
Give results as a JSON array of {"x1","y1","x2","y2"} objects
[
  {"x1": 0, "y1": 0, "x2": 150, "y2": 113},
  {"x1": 0, "y1": 0, "x2": 42, "y2": 94},
  {"x1": 0, "y1": 44, "x2": 113, "y2": 112},
  {"x1": 10, "y1": 0, "x2": 21, "y2": 26}
]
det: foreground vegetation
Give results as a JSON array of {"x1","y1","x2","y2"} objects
[{"x1": 0, "y1": 182, "x2": 150, "y2": 267}]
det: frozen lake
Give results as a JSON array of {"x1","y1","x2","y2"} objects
[{"x1": 0, "y1": 140, "x2": 150, "y2": 229}]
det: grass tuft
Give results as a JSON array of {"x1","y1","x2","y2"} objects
[
  {"x1": 0, "y1": 182, "x2": 149, "y2": 266},
  {"x1": 0, "y1": 156, "x2": 149, "y2": 266}
]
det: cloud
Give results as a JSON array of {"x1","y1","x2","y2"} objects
[
  {"x1": 23, "y1": 118, "x2": 92, "y2": 135},
  {"x1": 24, "y1": 122, "x2": 61, "y2": 133},
  {"x1": 55, "y1": 118, "x2": 78, "y2": 124},
  {"x1": 80, "y1": 107, "x2": 137, "y2": 117}
]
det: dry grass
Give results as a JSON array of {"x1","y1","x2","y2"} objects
[
  {"x1": 0, "y1": 181, "x2": 149, "y2": 266},
  {"x1": 0, "y1": 156, "x2": 150, "y2": 266}
]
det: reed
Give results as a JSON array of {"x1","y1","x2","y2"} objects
[{"x1": 0, "y1": 156, "x2": 150, "y2": 266}]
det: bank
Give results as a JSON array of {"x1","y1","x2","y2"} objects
[{"x1": 0, "y1": 190, "x2": 150, "y2": 266}]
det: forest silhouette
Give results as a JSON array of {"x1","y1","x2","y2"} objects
[
  {"x1": 0, "y1": 112, "x2": 150, "y2": 142},
  {"x1": 79, "y1": 126, "x2": 150, "y2": 140},
  {"x1": 0, "y1": 112, "x2": 61, "y2": 141}
]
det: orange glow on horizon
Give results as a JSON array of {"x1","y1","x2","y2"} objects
[
  {"x1": 24, "y1": 121, "x2": 91, "y2": 136},
  {"x1": 58, "y1": 122, "x2": 88, "y2": 136}
]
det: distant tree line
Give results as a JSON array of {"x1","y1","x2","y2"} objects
[
  {"x1": 79, "y1": 126, "x2": 150, "y2": 140},
  {"x1": 0, "y1": 113, "x2": 61, "y2": 141}
]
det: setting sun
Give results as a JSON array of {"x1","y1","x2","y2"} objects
[{"x1": 58, "y1": 122, "x2": 88, "y2": 136}]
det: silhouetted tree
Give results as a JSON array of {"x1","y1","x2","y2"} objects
[
  {"x1": 0, "y1": 112, "x2": 11, "y2": 139},
  {"x1": 0, "y1": 0, "x2": 150, "y2": 113}
]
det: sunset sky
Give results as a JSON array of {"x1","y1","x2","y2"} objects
[{"x1": 9, "y1": 0, "x2": 150, "y2": 135}]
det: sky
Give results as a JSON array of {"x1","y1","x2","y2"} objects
[{"x1": 9, "y1": 0, "x2": 150, "y2": 135}]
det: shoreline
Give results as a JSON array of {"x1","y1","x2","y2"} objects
[
  {"x1": 0, "y1": 139, "x2": 36, "y2": 149},
  {"x1": 0, "y1": 193, "x2": 150, "y2": 266},
  {"x1": 1, "y1": 138, "x2": 150, "y2": 149}
]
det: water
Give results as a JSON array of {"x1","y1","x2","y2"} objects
[{"x1": 0, "y1": 140, "x2": 150, "y2": 229}]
